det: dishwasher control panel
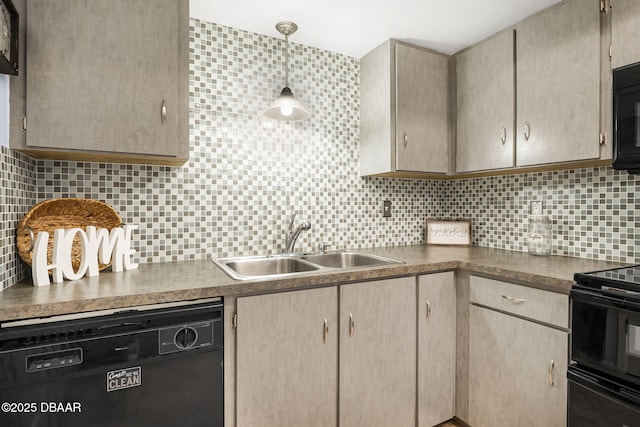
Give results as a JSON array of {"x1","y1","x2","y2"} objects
[
  {"x1": 26, "y1": 348, "x2": 83, "y2": 372},
  {"x1": 158, "y1": 321, "x2": 214, "y2": 355}
]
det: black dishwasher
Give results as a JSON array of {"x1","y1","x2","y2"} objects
[{"x1": 0, "y1": 299, "x2": 223, "y2": 427}]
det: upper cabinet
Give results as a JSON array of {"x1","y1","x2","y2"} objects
[
  {"x1": 11, "y1": 0, "x2": 189, "y2": 166},
  {"x1": 456, "y1": 30, "x2": 515, "y2": 173},
  {"x1": 515, "y1": 0, "x2": 601, "y2": 167},
  {"x1": 360, "y1": 39, "x2": 449, "y2": 176},
  {"x1": 455, "y1": 0, "x2": 606, "y2": 173},
  {"x1": 611, "y1": 0, "x2": 640, "y2": 69}
]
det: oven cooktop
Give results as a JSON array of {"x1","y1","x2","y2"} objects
[{"x1": 574, "y1": 265, "x2": 640, "y2": 295}]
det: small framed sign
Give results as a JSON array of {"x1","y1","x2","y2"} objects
[{"x1": 426, "y1": 219, "x2": 472, "y2": 246}]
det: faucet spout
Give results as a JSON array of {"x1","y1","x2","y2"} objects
[{"x1": 284, "y1": 213, "x2": 311, "y2": 253}]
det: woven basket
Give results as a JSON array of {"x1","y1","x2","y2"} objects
[{"x1": 16, "y1": 198, "x2": 122, "y2": 271}]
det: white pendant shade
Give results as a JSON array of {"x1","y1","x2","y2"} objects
[
  {"x1": 264, "y1": 21, "x2": 310, "y2": 122},
  {"x1": 264, "y1": 87, "x2": 310, "y2": 121}
]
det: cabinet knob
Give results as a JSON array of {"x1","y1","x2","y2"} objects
[
  {"x1": 161, "y1": 100, "x2": 167, "y2": 125},
  {"x1": 425, "y1": 300, "x2": 432, "y2": 321},
  {"x1": 548, "y1": 359, "x2": 555, "y2": 387},
  {"x1": 403, "y1": 132, "x2": 408, "y2": 148},
  {"x1": 523, "y1": 121, "x2": 531, "y2": 141},
  {"x1": 500, "y1": 127, "x2": 507, "y2": 145}
]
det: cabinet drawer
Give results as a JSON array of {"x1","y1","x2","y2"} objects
[{"x1": 469, "y1": 276, "x2": 568, "y2": 329}]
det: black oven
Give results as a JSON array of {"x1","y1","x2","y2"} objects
[
  {"x1": 569, "y1": 366, "x2": 640, "y2": 426},
  {"x1": 570, "y1": 266, "x2": 640, "y2": 427},
  {"x1": 613, "y1": 61, "x2": 640, "y2": 173},
  {"x1": 571, "y1": 287, "x2": 640, "y2": 383}
]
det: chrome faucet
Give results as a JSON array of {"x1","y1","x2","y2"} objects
[{"x1": 284, "y1": 213, "x2": 311, "y2": 254}]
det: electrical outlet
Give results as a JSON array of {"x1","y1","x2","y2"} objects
[
  {"x1": 530, "y1": 201, "x2": 543, "y2": 215},
  {"x1": 383, "y1": 200, "x2": 391, "y2": 217}
]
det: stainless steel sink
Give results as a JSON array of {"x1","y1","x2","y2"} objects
[
  {"x1": 300, "y1": 251, "x2": 403, "y2": 269},
  {"x1": 213, "y1": 251, "x2": 403, "y2": 281},
  {"x1": 213, "y1": 256, "x2": 319, "y2": 280}
]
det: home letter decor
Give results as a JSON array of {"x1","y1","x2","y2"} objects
[{"x1": 31, "y1": 225, "x2": 139, "y2": 286}]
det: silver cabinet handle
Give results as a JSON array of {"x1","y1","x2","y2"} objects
[
  {"x1": 548, "y1": 360, "x2": 555, "y2": 387},
  {"x1": 501, "y1": 294, "x2": 525, "y2": 304},
  {"x1": 599, "y1": 132, "x2": 607, "y2": 147},
  {"x1": 425, "y1": 300, "x2": 432, "y2": 321},
  {"x1": 523, "y1": 121, "x2": 531, "y2": 141},
  {"x1": 161, "y1": 100, "x2": 167, "y2": 125},
  {"x1": 323, "y1": 318, "x2": 329, "y2": 344},
  {"x1": 349, "y1": 313, "x2": 355, "y2": 337},
  {"x1": 500, "y1": 127, "x2": 507, "y2": 144},
  {"x1": 403, "y1": 132, "x2": 408, "y2": 148}
]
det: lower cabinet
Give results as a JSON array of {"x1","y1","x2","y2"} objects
[
  {"x1": 232, "y1": 272, "x2": 463, "y2": 427},
  {"x1": 468, "y1": 277, "x2": 568, "y2": 427},
  {"x1": 418, "y1": 272, "x2": 456, "y2": 426},
  {"x1": 235, "y1": 287, "x2": 338, "y2": 427},
  {"x1": 234, "y1": 273, "x2": 567, "y2": 427},
  {"x1": 339, "y1": 277, "x2": 417, "y2": 427},
  {"x1": 234, "y1": 276, "x2": 429, "y2": 427}
]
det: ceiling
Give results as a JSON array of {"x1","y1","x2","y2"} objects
[{"x1": 189, "y1": 0, "x2": 561, "y2": 58}]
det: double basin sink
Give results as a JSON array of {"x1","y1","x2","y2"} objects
[{"x1": 213, "y1": 251, "x2": 404, "y2": 281}]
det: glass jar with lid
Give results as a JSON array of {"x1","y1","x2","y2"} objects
[{"x1": 527, "y1": 214, "x2": 551, "y2": 256}]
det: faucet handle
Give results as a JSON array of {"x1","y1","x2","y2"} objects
[
  {"x1": 317, "y1": 242, "x2": 331, "y2": 253},
  {"x1": 287, "y1": 213, "x2": 297, "y2": 232}
]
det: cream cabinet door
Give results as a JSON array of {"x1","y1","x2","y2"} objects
[
  {"x1": 395, "y1": 43, "x2": 449, "y2": 173},
  {"x1": 235, "y1": 287, "x2": 338, "y2": 427},
  {"x1": 360, "y1": 39, "x2": 449, "y2": 176},
  {"x1": 25, "y1": 0, "x2": 186, "y2": 159},
  {"x1": 468, "y1": 304, "x2": 568, "y2": 427},
  {"x1": 456, "y1": 30, "x2": 515, "y2": 172},
  {"x1": 611, "y1": 0, "x2": 640, "y2": 69},
  {"x1": 417, "y1": 272, "x2": 456, "y2": 426},
  {"x1": 515, "y1": 0, "x2": 601, "y2": 166},
  {"x1": 339, "y1": 277, "x2": 416, "y2": 427}
]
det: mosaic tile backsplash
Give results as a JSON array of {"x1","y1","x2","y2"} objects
[
  {"x1": 34, "y1": 20, "x2": 433, "y2": 264},
  {"x1": 0, "y1": 147, "x2": 36, "y2": 289},
  {"x1": 443, "y1": 167, "x2": 639, "y2": 262},
  {"x1": 1, "y1": 19, "x2": 639, "y2": 289}
]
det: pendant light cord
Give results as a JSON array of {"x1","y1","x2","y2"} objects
[{"x1": 284, "y1": 33, "x2": 290, "y2": 88}]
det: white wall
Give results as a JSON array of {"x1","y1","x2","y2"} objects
[{"x1": 0, "y1": 75, "x2": 8, "y2": 147}]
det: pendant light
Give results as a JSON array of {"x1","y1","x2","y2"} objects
[{"x1": 264, "y1": 21, "x2": 310, "y2": 121}]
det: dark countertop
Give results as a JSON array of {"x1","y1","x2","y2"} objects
[{"x1": 0, "y1": 245, "x2": 627, "y2": 322}]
